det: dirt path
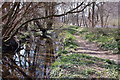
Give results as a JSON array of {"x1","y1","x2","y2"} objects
[{"x1": 73, "y1": 35, "x2": 120, "y2": 64}]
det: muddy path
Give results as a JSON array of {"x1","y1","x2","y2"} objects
[{"x1": 73, "y1": 35, "x2": 120, "y2": 64}]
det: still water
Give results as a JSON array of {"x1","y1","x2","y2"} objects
[{"x1": 2, "y1": 33, "x2": 63, "y2": 79}]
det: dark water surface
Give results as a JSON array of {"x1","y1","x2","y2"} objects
[{"x1": 2, "y1": 32, "x2": 63, "y2": 79}]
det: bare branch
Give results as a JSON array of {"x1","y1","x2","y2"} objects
[{"x1": 8, "y1": 2, "x2": 92, "y2": 40}]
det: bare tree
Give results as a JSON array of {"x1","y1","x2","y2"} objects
[{"x1": 1, "y1": 2, "x2": 93, "y2": 79}]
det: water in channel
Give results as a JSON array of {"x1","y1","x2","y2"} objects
[{"x1": 2, "y1": 30, "x2": 64, "y2": 79}]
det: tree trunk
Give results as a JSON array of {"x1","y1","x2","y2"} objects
[{"x1": 92, "y1": 2, "x2": 95, "y2": 28}]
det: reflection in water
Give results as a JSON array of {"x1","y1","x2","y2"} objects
[{"x1": 2, "y1": 31, "x2": 63, "y2": 79}]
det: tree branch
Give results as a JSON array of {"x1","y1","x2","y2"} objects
[{"x1": 7, "y1": 2, "x2": 92, "y2": 40}]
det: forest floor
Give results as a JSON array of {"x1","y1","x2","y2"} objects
[
  {"x1": 73, "y1": 35, "x2": 120, "y2": 64},
  {"x1": 50, "y1": 27, "x2": 119, "y2": 78}
]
